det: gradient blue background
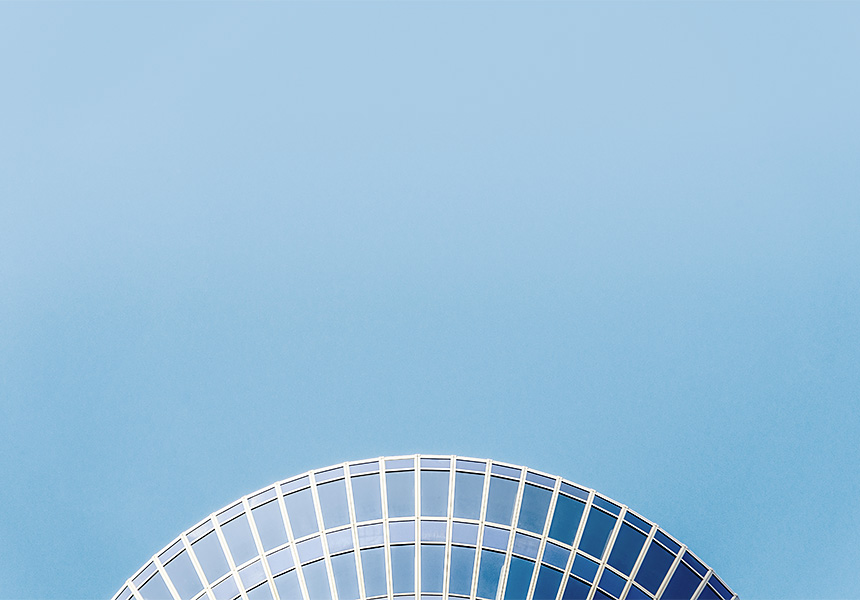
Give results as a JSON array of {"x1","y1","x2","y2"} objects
[{"x1": 1, "y1": 2, "x2": 858, "y2": 599}]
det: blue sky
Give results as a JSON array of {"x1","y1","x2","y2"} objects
[{"x1": 1, "y1": 2, "x2": 858, "y2": 599}]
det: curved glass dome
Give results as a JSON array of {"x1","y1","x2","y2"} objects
[{"x1": 113, "y1": 455, "x2": 736, "y2": 600}]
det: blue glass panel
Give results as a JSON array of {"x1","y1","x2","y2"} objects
[
  {"x1": 421, "y1": 520, "x2": 447, "y2": 542},
  {"x1": 452, "y1": 521, "x2": 478, "y2": 545},
  {"x1": 281, "y1": 476, "x2": 310, "y2": 495},
  {"x1": 350, "y1": 461, "x2": 378, "y2": 475},
  {"x1": 266, "y1": 547, "x2": 293, "y2": 576},
  {"x1": 476, "y1": 550, "x2": 505, "y2": 599},
  {"x1": 456, "y1": 459, "x2": 485, "y2": 472},
  {"x1": 327, "y1": 528, "x2": 354, "y2": 554},
  {"x1": 389, "y1": 520, "x2": 415, "y2": 544},
  {"x1": 548, "y1": 495, "x2": 585, "y2": 545},
  {"x1": 513, "y1": 532, "x2": 540, "y2": 559},
  {"x1": 624, "y1": 511, "x2": 651, "y2": 533},
  {"x1": 598, "y1": 568, "x2": 625, "y2": 598},
  {"x1": 682, "y1": 551, "x2": 707, "y2": 577},
  {"x1": 331, "y1": 552, "x2": 360, "y2": 600},
  {"x1": 625, "y1": 584, "x2": 650, "y2": 599},
  {"x1": 533, "y1": 565, "x2": 563, "y2": 600},
  {"x1": 592, "y1": 496, "x2": 620, "y2": 516},
  {"x1": 302, "y1": 560, "x2": 332, "y2": 600},
  {"x1": 571, "y1": 554, "x2": 598, "y2": 582},
  {"x1": 709, "y1": 575, "x2": 733, "y2": 600},
  {"x1": 661, "y1": 563, "x2": 701, "y2": 600},
  {"x1": 560, "y1": 483, "x2": 589, "y2": 501},
  {"x1": 421, "y1": 470, "x2": 449, "y2": 517},
  {"x1": 251, "y1": 500, "x2": 288, "y2": 551},
  {"x1": 561, "y1": 576, "x2": 591, "y2": 600},
  {"x1": 284, "y1": 488, "x2": 319, "y2": 539},
  {"x1": 387, "y1": 471, "x2": 415, "y2": 518},
  {"x1": 358, "y1": 523, "x2": 384, "y2": 548},
  {"x1": 297, "y1": 536, "x2": 324, "y2": 564},
  {"x1": 239, "y1": 560, "x2": 267, "y2": 589},
  {"x1": 245, "y1": 583, "x2": 273, "y2": 600},
  {"x1": 222, "y1": 514, "x2": 257, "y2": 566},
  {"x1": 542, "y1": 542, "x2": 570, "y2": 570},
  {"x1": 608, "y1": 523, "x2": 646, "y2": 575},
  {"x1": 486, "y1": 477, "x2": 518, "y2": 525},
  {"x1": 212, "y1": 575, "x2": 239, "y2": 600},
  {"x1": 448, "y1": 546, "x2": 476, "y2": 596},
  {"x1": 138, "y1": 573, "x2": 172, "y2": 600},
  {"x1": 351, "y1": 474, "x2": 383, "y2": 522},
  {"x1": 503, "y1": 557, "x2": 535, "y2": 600},
  {"x1": 421, "y1": 544, "x2": 445, "y2": 593},
  {"x1": 654, "y1": 530, "x2": 681, "y2": 554},
  {"x1": 192, "y1": 532, "x2": 229, "y2": 583},
  {"x1": 518, "y1": 484, "x2": 552, "y2": 534},
  {"x1": 578, "y1": 507, "x2": 616, "y2": 559},
  {"x1": 316, "y1": 467, "x2": 344, "y2": 483},
  {"x1": 482, "y1": 526, "x2": 509, "y2": 551},
  {"x1": 273, "y1": 570, "x2": 302, "y2": 600},
  {"x1": 361, "y1": 547, "x2": 387, "y2": 597},
  {"x1": 386, "y1": 458, "x2": 414, "y2": 470},
  {"x1": 318, "y1": 479, "x2": 351, "y2": 529},
  {"x1": 453, "y1": 472, "x2": 484, "y2": 519},
  {"x1": 593, "y1": 590, "x2": 614, "y2": 600},
  {"x1": 698, "y1": 584, "x2": 721, "y2": 600},
  {"x1": 421, "y1": 458, "x2": 450, "y2": 469},
  {"x1": 634, "y1": 541, "x2": 674, "y2": 594},
  {"x1": 526, "y1": 472, "x2": 555, "y2": 488},
  {"x1": 163, "y1": 551, "x2": 202, "y2": 600},
  {"x1": 391, "y1": 544, "x2": 415, "y2": 594}
]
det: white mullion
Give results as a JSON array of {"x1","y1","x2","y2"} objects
[
  {"x1": 588, "y1": 506, "x2": 625, "y2": 600},
  {"x1": 309, "y1": 471, "x2": 339, "y2": 599},
  {"x1": 525, "y1": 477, "x2": 562, "y2": 600},
  {"x1": 379, "y1": 457, "x2": 394, "y2": 600},
  {"x1": 442, "y1": 456, "x2": 456, "y2": 599},
  {"x1": 495, "y1": 468, "x2": 527, "y2": 600},
  {"x1": 182, "y1": 532, "x2": 217, "y2": 600},
  {"x1": 654, "y1": 545, "x2": 684, "y2": 600},
  {"x1": 343, "y1": 461, "x2": 367, "y2": 600},
  {"x1": 689, "y1": 566, "x2": 712, "y2": 600},
  {"x1": 152, "y1": 555, "x2": 182, "y2": 600},
  {"x1": 469, "y1": 459, "x2": 493, "y2": 600},
  {"x1": 621, "y1": 523, "x2": 657, "y2": 600},
  {"x1": 556, "y1": 490, "x2": 594, "y2": 600},
  {"x1": 414, "y1": 454, "x2": 422, "y2": 597},
  {"x1": 125, "y1": 579, "x2": 144, "y2": 600},
  {"x1": 212, "y1": 514, "x2": 249, "y2": 600},
  {"x1": 275, "y1": 480, "x2": 312, "y2": 600},
  {"x1": 243, "y1": 496, "x2": 278, "y2": 599}
]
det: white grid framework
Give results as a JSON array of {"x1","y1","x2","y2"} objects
[{"x1": 113, "y1": 455, "x2": 737, "y2": 600}]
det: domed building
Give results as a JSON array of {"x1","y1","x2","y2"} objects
[{"x1": 113, "y1": 455, "x2": 736, "y2": 600}]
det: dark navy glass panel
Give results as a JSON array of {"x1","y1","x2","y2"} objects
[
  {"x1": 138, "y1": 572, "x2": 172, "y2": 600},
  {"x1": 624, "y1": 511, "x2": 651, "y2": 533},
  {"x1": 698, "y1": 584, "x2": 721, "y2": 600},
  {"x1": 662, "y1": 563, "x2": 701, "y2": 600},
  {"x1": 448, "y1": 546, "x2": 476, "y2": 596},
  {"x1": 351, "y1": 474, "x2": 383, "y2": 522},
  {"x1": 571, "y1": 554, "x2": 598, "y2": 582},
  {"x1": 486, "y1": 476, "x2": 518, "y2": 525},
  {"x1": 421, "y1": 544, "x2": 445, "y2": 593},
  {"x1": 578, "y1": 507, "x2": 616, "y2": 559},
  {"x1": 476, "y1": 550, "x2": 505, "y2": 599},
  {"x1": 302, "y1": 560, "x2": 332, "y2": 600},
  {"x1": 625, "y1": 584, "x2": 651, "y2": 599},
  {"x1": 252, "y1": 500, "x2": 288, "y2": 551},
  {"x1": 683, "y1": 551, "x2": 707, "y2": 577},
  {"x1": 390, "y1": 544, "x2": 415, "y2": 594},
  {"x1": 593, "y1": 590, "x2": 614, "y2": 600},
  {"x1": 272, "y1": 570, "x2": 301, "y2": 600},
  {"x1": 454, "y1": 472, "x2": 484, "y2": 519},
  {"x1": 222, "y1": 514, "x2": 257, "y2": 566},
  {"x1": 654, "y1": 530, "x2": 681, "y2": 554},
  {"x1": 635, "y1": 541, "x2": 674, "y2": 594},
  {"x1": 592, "y1": 496, "x2": 620, "y2": 516},
  {"x1": 331, "y1": 553, "x2": 360, "y2": 600},
  {"x1": 163, "y1": 551, "x2": 203, "y2": 600},
  {"x1": 421, "y1": 470, "x2": 449, "y2": 517},
  {"x1": 518, "y1": 484, "x2": 552, "y2": 534},
  {"x1": 709, "y1": 575, "x2": 733, "y2": 600},
  {"x1": 284, "y1": 488, "x2": 319, "y2": 539},
  {"x1": 533, "y1": 565, "x2": 563, "y2": 600},
  {"x1": 503, "y1": 557, "x2": 535, "y2": 600},
  {"x1": 318, "y1": 479, "x2": 351, "y2": 529},
  {"x1": 360, "y1": 547, "x2": 387, "y2": 597},
  {"x1": 561, "y1": 576, "x2": 591, "y2": 600},
  {"x1": 608, "y1": 523, "x2": 646, "y2": 575},
  {"x1": 548, "y1": 495, "x2": 585, "y2": 545},
  {"x1": 598, "y1": 568, "x2": 625, "y2": 598},
  {"x1": 387, "y1": 471, "x2": 415, "y2": 518}
]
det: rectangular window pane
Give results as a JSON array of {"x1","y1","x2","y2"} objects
[
  {"x1": 448, "y1": 546, "x2": 475, "y2": 596},
  {"x1": 331, "y1": 552, "x2": 360, "y2": 600},
  {"x1": 421, "y1": 470, "x2": 450, "y2": 517},
  {"x1": 421, "y1": 544, "x2": 445, "y2": 593},
  {"x1": 252, "y1": 500, "x2": 288, "y2": 551},
  {"x1": 221, "y1": 514, "x2": 257, "y2": 566},
  {"x1": 351, "y1": 474, "x2": 383, "y2": 522},
  {"x1": 361, "y1": 547, "x2": 387, "y2": 597},
  {"x1": 476, "y1": 550, "x2": 505, "y2": 600},
  {"x1": 390, "y1": 544, "x2": 415, "y2": 594},
  {"x1": 387, "y1": 471, "x2": 415, "y2": 518},
  {"x1": 302, "y1": 560, "x2": 332, "y2": 600},
  {"x1": 318, "y1": 479, "x2": 351, "y2": 529},
  {"x1": 453, "y1": 472, "x2": 484, "y2": 520},
  {"x1": 486, "y1": 477, "x2": 518, "y2": 526},
  {"x1": 284, "y1": 488, "x2": 319, "y2": 539}
]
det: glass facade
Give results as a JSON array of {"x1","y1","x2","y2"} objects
[{"x1": 113, "y1": 455, "x2": 736, "y2": 600}]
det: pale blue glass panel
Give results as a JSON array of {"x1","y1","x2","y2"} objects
[
  {"x1": 513, "y1": 532, "x2": 540, "y2": 559},
  {"x1": 138, "y1": 573, "x2": 172, "y2": 600},
  {"x1": 517, "y1": 484, "x2": 552, "y2": 534},
  {"x1": 533, "y1": 565, "x2": 563, "y2": 600},
  {"x1": 192, "y1": 532, "x2": 229, "y2": 583},
  {"x1": 266, "y1": 547, "x2": 294, "y2": 576},
  {"x1": 222, "y1": 514, "x2": 257, "y2": 566},
  {"x1": 284, "y1": 488, "x2": 319, "y2": 539},
  {"x1": 387, "y1": 471, "x2": 415, "y2": 518},
  {"x1": 421, "y1": 520, "x2": 447, "y2": 542},
  {"x1": 448, "y1": 546, "x2": 476, "y2": 596},
  {"x1": 361, "y1": 547, "x2": 387, "y2": 597},
  {"x1": 318, "y1": 479, "x2": 350, "y2": 529},
  {"x1": 245, "y1": 583, "x2": 274, "y2": 600},
  {"x1": 503, "y1": 557, "x2": 535, "y2": 599},
  {"x1": 542, "y1": 542, "x2": 569, "y2": 570},
  {"x1": 163, "y1": 551, "x2": 202, "y2": 600},
  {"x1": 482, "y1": 525, "x2": 509, "y2": 551},
  {"x1": 389, "y1": 520, "x2": 415, "y2": 544},
  {"x1": 548, "y1": 495, "x2": 585, "y2": 545},
  {"x1": 272, "y1": 570, "x2": 302, "y2": 600},
  {"x1": 476, "y1": 550, "x2": 505, "y2": 599},
  {"x1": 252, "y1": 500, "x2": 288, "y2": 551},
  {"x1": 327, "y1": 528, "x2": 354, "y2": 554},
  {"x1": 453, "y1": 472, "x2": 484, "y2": 519},
  {"x1": 331, "y1": 552, "x2": 360, "y2": 600},
  {"x1": 297, "y1": 536, "x2": 324, "y2": 564},
  {"x1": 421, "y1": 470, "x2": 449, "y2": 517},
  {"x1": 578, "y1": 507, "x2": 616, "y2": 559},
  {"x1": 358, "y1": 523, "x2": 384, "y2": 547},
  {"x1": 239, "y1": 560, "x2": 267, "y2": 589},
  {"x1": 303, "y1": 560, "x2": 332, "y2": 600},
  {"x1": 421, "y1": 544, "x2": 445, "y2": 593},
  {"x1": 212, "y1": 575, "x2": 239, "y2": 600},
  {"x1": 391, "y1": 544, "x2": 415, "y2": 594},
  {"x1": 452, "y1": 521, "x2": 478, "y2": 545},
  {"x1": 486, "y1": 477, "x2": 518, "y2": 525}
]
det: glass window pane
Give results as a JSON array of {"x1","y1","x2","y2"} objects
[
  {"x1": 358, "y1": 523, "x2": 384, "y2": 548},
  {"x1": 635, "y1": 541, "x2": 674, "y2": 594},
  {"x1": 542, "y1": 542, "x2": 569, "y2": 570},
  {"x1": 482, "y1": 526, "x2": 509, "y2": 551},
  {"x1": 302, "y1": 560, "x2": 332, "y2": 600},
  {"x1": 625, "y1": 584, "x2": 651, "y2": 599},
  {"x1": 571, "y1": 554, "x2": 598, "y2": 582},
  {"x1": 533, "y1": 565, "x2": 563, "y2": 600},
  {"x1": 138, "y1": 573, "x2": 172, "y2": 600},
  {"x1": 421, "y1": 544, "x2": 445, "y2": 593},
  {"x1": 389, "y1": 520, "x2": 415, "y2": 544},
  {"x1": 331, "y1": 552, "x2": 360, "y2": 600},
  {"x1": 266, "y1": 547, "x2": 293, "y2": 576},
  {"x1": 608, "y1": 523, "x2": 646, "y2": 576},
  {"x1": 390, "y1": 544, "x2": 415, "y2": 594},
  {"x1": 222, "y1": 514, "x2": 257, "y2": 566},
  {"x1": 486, "y1": 477, "x2": 518, "y2": 525},
  {"x1": 297, "y1": 536, "x2": 324, "y2": 564},
  {"x1": 192, "y1": 532, "x2": 229, "y2": 583},
  {"x1": 387, "y1": 471, "x2": 415, "y2": 518},
  {"x1": 503, "y1": 557, "x2": 535, "y2": 600},
  {"x1": 561, "y1": 576, "x2": 591, "y2": 600},
  {"x1": 284, "y1": 488, "x2": 319, "y2": 539},
  {"x1": 421, "y1": 520, "x2": 447, "y2": 542},
  {"x1": 318, "y1": 479, "x2": 350, "y2": 529},
  {"x1": 327, "y1": 528, "x2": 354, "y2": 554},
  {"x1": 578, "y1": 507, "x2": 616, "y2": 559},
  {"x1": 452, "y1": 521, "x2": 478, "y2": 546},
  {"x1": 598, "y1": 568, "x2": 625, "y2": 598},
  {"x1": 513, "y1": 533, "x2": 540, "y2": 559},
  {"x1": 518, "y1": 484, "x2": 552, "y2": 534},
  {"x1": 212, "y1": 574, "x2": 239, "y2": 600},
  {"x1": 661, "y1": 563, "x2": 701, "y2": 600},
  {"x1": 245, "y1": 583, "x2": 274, "y2": 600},
  {"x1": 252, "y1": 500, "x2": 288, "y2": 551},
  {"x1": 698, "y1": 584, "x2": 722, "y2": 600},
  {"x1": 448, "y1": 546, "x2": 476, "y2": 596},
  {"x1": 163, "y1": 551, "x2": 202, "y2": 600},
  {"x1": 476, "y1": 550, "x2": 505, "y2": 600},
  {"x1": 548, "y1": 495, "x2": 585, "y2": 545},
  {"x1": 351, "y1": 474, "x2": 383, "y2": 522},
  {"x1": 239, "y1": 560, "x2": 267, "y2": 589},
  {"x1": 361, "y1": 547, "x2": 388, "y2": 597},
  {"x1": 273, "y1": 570, "x2": 301, "y2": 600},
  {"x1": 453, "y1": 472, "x2": 484, "y2": 520},
  {"x1": 421, "y1": 470, "x2": 449, "y2": 517}
]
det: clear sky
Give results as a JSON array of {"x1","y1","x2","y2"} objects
[{"x1": 1, "y1": 2, "x2": 858, "y2": 599}]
